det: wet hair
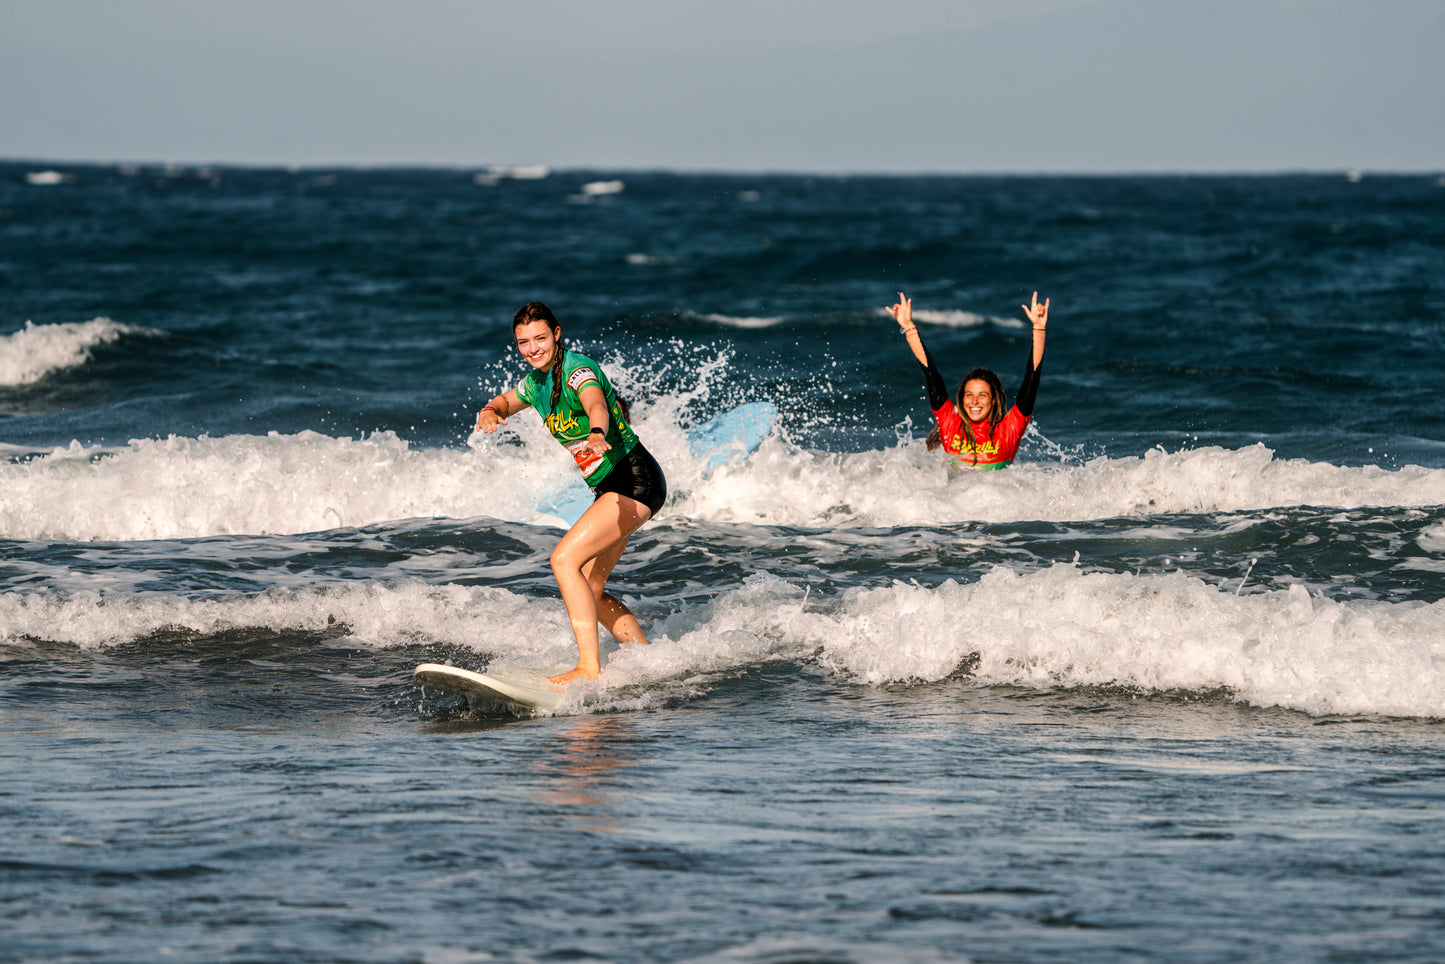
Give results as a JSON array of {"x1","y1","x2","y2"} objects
[
  {"x1": 511, "y1": 301, "x2": 629, "y2": 419},
  {"x1": 926, "y1": 366, "x2": 1006, "y2": 452}
]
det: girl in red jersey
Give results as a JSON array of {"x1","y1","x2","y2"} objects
[{"x1": 886, "y1": 292, "x2": 1050, "y2": 469}]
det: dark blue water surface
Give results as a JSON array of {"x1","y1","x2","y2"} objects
[{"x1": 3, "y1": 162, "x2": 1445, "y2": 962}]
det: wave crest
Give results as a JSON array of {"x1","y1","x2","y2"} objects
[
  {"x1": 10, "y1": 566, "x2": 1438, "y2": 718},
  {"x1": 4, "y1": 425, "x2": 1444, "y2": 541},
  {"x1": 631, "y1": 567, "x2": 1445, "y2": 718},
  {"x1": 0, "y1": 318, "x2": 148, "y2": 386},
  {"x1": 676, "y1": 440, "x2": 1445, "y2": 527}
]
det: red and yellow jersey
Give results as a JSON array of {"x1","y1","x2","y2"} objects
[
  {"x1": 912, "y1": 332, "x2": 1041, "y2": 470},
  {"x1": 931, "y1": 401, "x2": 1030, "y2": 470}
]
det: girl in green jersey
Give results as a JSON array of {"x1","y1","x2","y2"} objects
[{"x1": 475, "y1": 302, "x2": 667, "y2": 684}]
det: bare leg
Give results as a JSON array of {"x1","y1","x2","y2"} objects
[
  {"x1": 583, "y1": 538, "x2": 649, "y2": 646},
  {"x1": 598, "y1": 591, "x2": 648, "y2": 645},
  {"x1": 548, "y1": 492, "x2": 652, "y2": 683}
]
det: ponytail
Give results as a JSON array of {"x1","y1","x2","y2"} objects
[{"x1": 548, "y1": 344, "x2": 566, "y2": 408}]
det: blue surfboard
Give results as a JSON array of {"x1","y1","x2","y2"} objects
[
  {"x1": 537, "y1": 400, "x2": 778, "y2": 526},
  {"x1": 688, "y1": 400, "x2": 779, "y2": 473}
]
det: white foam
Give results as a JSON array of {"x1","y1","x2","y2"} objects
[
  {"x1": 880, "y1": 307, "x2": 1021, "y2": 329},
  {"x1": 580, "y1": 179, "x2": 625, "y2": 195},
  {"x1": 626, "y1": 566, "x2": 1445, "y2": 718},
  {"x1": 4, "y1": 423, "x2": 1443, "y2": 542},
  {"x1": 1417, "y1": 523, "x2": 1445, "y2": 554},
  {"x1": 674, "y1": 440, "x2": 1445, "y2": 528},
  {"x1": 25, "y1": 171, "x2": 69, "y2": 185},
  {"x1": 0, "y1": 358, "x2": 774, "y2": 539},
  {"x1": 474, "y1": 165, "x2": 550, "y2": 185},
  {"x1": 0, "y1": 318, "x2": 146, "y2": 386},
  {"x1": 0, "y1": 442, "x2": 45, "y2": 459},
  {"x1": 0, "y1": 579, "x2": 576, "y2": 663},
  {"x1": 696, "y1": 313, "x2": 786, "y2": 329},
  {"x1": 0, "y1": 430, "x2": 580, "y2": 542},
  {"x1": 8, "y1": 565, "x2": 1439, "y2": 718}
]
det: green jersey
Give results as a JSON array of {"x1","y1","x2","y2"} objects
[{"x1": 515, "y1": 349, "x2": 638, "y2": 484}]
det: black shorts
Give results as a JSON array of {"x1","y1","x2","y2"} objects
[{"x1": 591, "y1": 443, "x2": 667, "y2": 516}]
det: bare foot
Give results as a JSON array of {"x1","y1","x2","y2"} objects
[{"x1": 548, "y1": 666, "x2": 599, "y2": 685}]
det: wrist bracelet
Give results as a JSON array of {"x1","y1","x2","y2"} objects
[
  {"x1": 589, "y1": 427, "x2": 605, "y2": 435},
  {"x1": 482, "y1": 405, "x2": 499, "y2": 414}
]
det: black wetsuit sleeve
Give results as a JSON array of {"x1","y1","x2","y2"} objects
[
  {"x1": 1014, "y1": 349, "x2": 1042, "y2": 418},
  {"x1": 918, "y1": 339, "x2": 951, "y2": 411}
]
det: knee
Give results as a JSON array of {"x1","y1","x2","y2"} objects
[{"x1": 549, "y1": 545, "x2": 579, "y2": 577}]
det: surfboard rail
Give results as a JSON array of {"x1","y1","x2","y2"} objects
[{"x1": 414, "y1": 663, "x2": 566, "y2": 711}]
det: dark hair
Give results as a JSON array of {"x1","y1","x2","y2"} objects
[
  {"x1": 511, "y1": 301, "x2": 630, "y2": 420},
  {"x1": 926, "y1": 366, "x2": 1005, "y2": 452},
  {"x1": 513, "y1": 301, "x2": 566, "y2": 408}
]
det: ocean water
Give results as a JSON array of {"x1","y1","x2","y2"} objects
[{"x1": 3, "y1": 161, "x2": 1445, "y2": 962}]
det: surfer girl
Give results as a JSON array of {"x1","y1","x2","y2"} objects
[
  {"x1": 886, "y1": 291, "x2": 1049, "y2": 469},
  {"x1": 474, "y1": 302, "x2": 666, "y2": 684}
]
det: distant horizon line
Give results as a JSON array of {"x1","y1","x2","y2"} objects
[{"x1": 5, "y1": 156, "x2": 1443, "y2": 179}]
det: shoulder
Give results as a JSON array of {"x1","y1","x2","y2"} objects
[
  {"x1": 516, "y1": 368, "x2": 545, "y2": 401},
  {"x1": 562, "y1": 351, "x2": 606, "y2": 392},
  {"x1": 932, "y1": 400, "x2": 962, "y2": 428},
  {"x1": 997, "y1": 406, "x2": 1029, "y2": 436}
]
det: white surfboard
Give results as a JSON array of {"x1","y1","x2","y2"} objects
[
  {"x1": 414, "y1": 663, "x2": 566, "y2": 711},
  {"x1": 537, "y1": 400, "x2": 779, "y2": 525}
]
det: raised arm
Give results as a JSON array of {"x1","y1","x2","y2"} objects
[
  {"x1": 1022, "y1": 291, "x2": 1048, "y2": 370},
  {"x1": 1013, "y1": 292, "x2": 1050, "y2": 417},
  {"x1": 887, "y1": 292, "x2": 950, "y2": 411},
  {"x1": 887, "y1": 293, "x2": 929, "y2": 367}
]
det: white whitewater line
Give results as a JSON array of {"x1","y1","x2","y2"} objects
[{"x1": 0, "y1": 318, "x2": 148, "y2": 386}]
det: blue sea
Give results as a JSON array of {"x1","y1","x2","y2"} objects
[{"x1": 3, "y1": 161, "x2": 1445, "y2": 963}]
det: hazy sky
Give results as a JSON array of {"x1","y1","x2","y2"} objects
[{"x1": 3, "y1": 0, "x2": 1442, "y2": 172}]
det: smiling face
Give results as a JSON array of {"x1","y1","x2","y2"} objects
[
  {"x1": 960, "y1": 378, "x2": 994, "y2": 424},
  {"x1": 514, "y1": 320, "x2": 560, "y2": 370}
]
